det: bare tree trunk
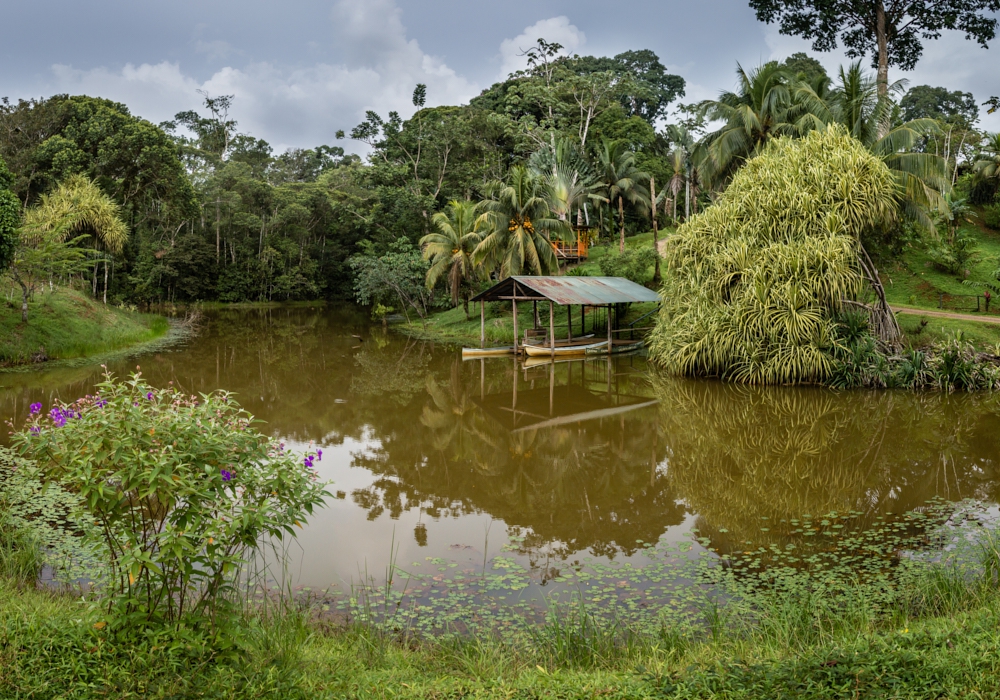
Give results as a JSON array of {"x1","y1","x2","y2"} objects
[
  {"x1": 618, "y1": 196, "x2": 625, "y2": 253},
  {"x1": 685, "y1": 178, "x2": 690, "y2": 221},
  {"x1": 650, "y1": 177, "x2": 661, "y2": 283},
  {"x1": 875, "y1": 1, "x2": 889, "y2": 101}
]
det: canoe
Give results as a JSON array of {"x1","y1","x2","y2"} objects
[
  {"x1": 522, "y1": 340, "x2": 609, "y2": 357},
  {"x1": 586, "y1": 339, "x2": 645, "y2": 356},
  {"x1": 462, "y1": 346, "x2": 515, "y2": 358}
]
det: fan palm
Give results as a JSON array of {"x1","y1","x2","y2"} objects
[
  {"x1": 474, "y1": 166, "x2": 571, "y2": 277},
  {"x1": 421, "y1": 200, "x2": 484, "y2": 318},
  {"x1": 530, "y1": 139, "x2": 605, "y2": 224},
  {"x1": 594, "y1": 139, "x2": 650, "y2": 252}
]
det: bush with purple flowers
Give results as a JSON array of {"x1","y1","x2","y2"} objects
[{"x1": 13, "y1": 369, "x2": 327, "y2": 626}]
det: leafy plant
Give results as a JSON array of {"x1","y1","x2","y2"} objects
[
  {"x1": 650, "y1": 126, "x2": 899, "y2": 385},
  {"x1": 926, "y1": 228, "x2": 979, "y2": 275},
  {"x1": 984, "y1": 203, "x2": 1000, "y2": 231},
  {"x1": 597, "y1": 247, "x2": 657, "y2": 284},
  {"x1": 12, "y1": 370, "x2": 328, "y2": 627}
]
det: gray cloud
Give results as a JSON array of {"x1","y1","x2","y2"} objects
[{"x1": 1, "y1": 0, "x2": 996, "y2": 152}]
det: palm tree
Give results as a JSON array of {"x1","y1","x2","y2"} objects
[
  {"x1": 420, "y1": 200, "x2": 484, "y2": 318},
  {"x1": 23, "y1": 175, "x2": 128, "y2": 304},
  {"x1": 823, "y1": 62, "x2": 949, "y2": 229},
  {"x1": 529, "y1": 139, "x2": 605, "y2": 226},
  {"x1": 474, "y1": 166, "x2": 571, "y2": 277},
  {"x1": 698, "y1": 62, "x2": 824, "y2": 187},
  {"x1": 594, "y1": 139, "x2": 650, "y2": 252},
  {"x1": 974, "y1": 132, "x2": 1000, "y2": 182}
]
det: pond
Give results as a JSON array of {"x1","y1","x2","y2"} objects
[{"x1": 2, "y1": 306, "x2": 1000, "y2": 625}]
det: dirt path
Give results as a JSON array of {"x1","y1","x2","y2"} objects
[{"x1": 893, "y1": 306, "x2": 1000, "y2": 325}]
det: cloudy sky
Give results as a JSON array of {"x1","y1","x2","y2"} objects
[{"x1": 3, "y1": 0, "x2": 998, "y2": 153}]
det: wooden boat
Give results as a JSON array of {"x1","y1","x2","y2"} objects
[
  {"x1": 586, "y1": 339, "x2": 645, "y2": 356},
  {"x1": 522, "y1": 340, "x2": 609, "y2": 357},
  {"x1": 462, "y1": 346, "x2": 515, "y2": 358}
]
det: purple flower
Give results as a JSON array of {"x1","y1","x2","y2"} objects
[
  {"x1": 29, "y1": 403, "x2": 42, "y2": 415},
  {"x1": 317, "y1": 449, "x2": 323, "y2": 461},
  {"x1": 304, "y1": 457, "x2": 314, "y2": 468},
  {"x1": 49, "y1": 407, "x2": 67, "y2": 428},
  {"x1": 221, "y1": 469, "x2": 233, "y2": 482},
  {"x1": 95, "y1": 399, "x2": 107, "y2": 408},
  {"x1": 29, "y1": 426, "x2": 40, "y2": 434},
  {"x1": 146, "y1": 392, "x2": 154, "y2": 401}
]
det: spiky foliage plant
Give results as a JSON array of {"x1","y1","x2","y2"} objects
[{"x1": 649, "y1": 126, "x2": 899, "y2": 385}]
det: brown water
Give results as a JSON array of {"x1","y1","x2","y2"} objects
[{"x1": 2, "y1": 306, "x2": 1000, "y2": 597}]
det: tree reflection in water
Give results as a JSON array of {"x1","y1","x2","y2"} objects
[
  {"x1": 351, "y1": 356, "x2": 687, "y2": 566},
  {"x1": 651, "y1": 375, "x2": 1000, "y2": 553}
]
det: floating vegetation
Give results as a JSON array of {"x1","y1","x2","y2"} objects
[
  {"x1": 0, "y1": 447, "x2": 102, "y2": 585},
  {"x1": 292, "y1": 499, "x2": 992, "y2": 645}
]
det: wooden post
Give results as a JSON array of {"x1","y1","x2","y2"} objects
[
  {"x1": 568, "y1": 305, "x2": 573, "y2": 342},
  {"x1": 607, "y1": 305, "x2": 612, "y2": 355},
  {"x1": 549, "y1": 301, "x2": 555, "y2": 357},
  {"x1": 512, "y1": 297, "x2": 519, "y2": 354},
  {"x1": 480, "y1": 301, "x2": 485, "y2": 348},
  {"x1": 549, "y1": 359, "x2": 555, "y2": 416}
]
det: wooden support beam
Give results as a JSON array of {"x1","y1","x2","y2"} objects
[
  {"x1": 607, "y1": 305, "x2": 612, "y2": 356},
  {"x1": 549, "y1": 301, "x2": 555, "y2": 357},
  {"x1": 480, "y1": 301, "x2": 485, "y2": 349},
  {"x1": 512, "y1": 298, "x2": 519, "y2": 354}
]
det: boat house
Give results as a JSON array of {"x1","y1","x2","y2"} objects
[{"x1": 470, "y1": 276, "x2": 660, "y2": 356}]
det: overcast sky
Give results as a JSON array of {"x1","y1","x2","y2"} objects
[{"x1": 3, "y1": 0, "x2": 998, "y2": 153}]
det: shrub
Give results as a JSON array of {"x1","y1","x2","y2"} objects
[
  {"x1": 984, "y1": 204, "x2": 1000, "y2": 231},
  {"x1": 926, "y1": 229, "x2": 980, "y2": 274},
  {"x1": 649, "y1": 126, "x2": 898, "y2": 385},
  {"x1": 597, "y1": 247, "x2": 657, "y2": 283},
  {"x1": 12, "y1": 370, "x2": 328, "y2": 626}
]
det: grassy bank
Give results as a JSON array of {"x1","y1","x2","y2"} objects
[
  {"x1": 4, "y1": 523, "x2": 1000, "y2": 698},
  {"x1": 0, "y1": 286, "x2": 168, "y2": 366}
]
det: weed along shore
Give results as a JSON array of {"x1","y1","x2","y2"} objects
[{"x1": 0, "y1": 287, "x2": 170, "y2": 367}]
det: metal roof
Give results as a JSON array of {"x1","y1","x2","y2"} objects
[{"x1": 472, "y1": 276, "x2": 661, "y2": 305}]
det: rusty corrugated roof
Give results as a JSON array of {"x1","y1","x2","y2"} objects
[{"x1": 472, "y1": 276, "x2": 660, "y2": 305}]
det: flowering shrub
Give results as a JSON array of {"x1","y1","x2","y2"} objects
[{"x1": 12, "y1": 369, "x2": 328, "y2": 625}]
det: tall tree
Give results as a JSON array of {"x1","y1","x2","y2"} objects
[
  {"x1": 748, "y1": 1, "x2": 1000, "y2": 99},
  {"x1": 594, "y1": 140, "x2": 650, "y2": 252},
  {"x1": 474, "y1": 166, "x2": 570, "y2": 276},
  {"x1": 697, "y1": 62, "x2": 825, "y2": 186},
  {"x1": 0, "y1": 157, "x2": 17, "y2": 273},
  {"x1": 900, "y1": 85, "x2": 980, "y2": 124},
  {"x1": 421, "y1": 200, "x2": 484, "y2": 318}
]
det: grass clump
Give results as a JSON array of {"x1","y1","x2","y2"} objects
[{"x1": 0, "y1": 285, "x2": 168, "y2": 366}]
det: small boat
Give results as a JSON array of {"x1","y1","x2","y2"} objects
[
  {"x1": 586, "y1": 339, "x2": 645, "y2": 356},
  {"x1": 522, "y1": 340, "x2": 609, "y2": 357},
  {"x1": 462, "y1": 346, "x2": 516, "y2": 358}
]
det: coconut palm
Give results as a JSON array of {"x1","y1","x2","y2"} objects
[
  {"x1": 24, "y1": 175, "x2": 128, "y2": 303},
  {"x1": 474, "y1": 166, "x2": 571, "y2": 277},
  {"x1": 974, "y1": 132, "x2": 1000, "y2": 182},
  {"x1": 697, "y1": 62, "x2": 825, "y2": 187},
  {"x1": 823, "y1": 63, "x2": 948, "y2": 228},
  {"x1": 594, "y1": 139, "x2": 650, "y2": 252},
  {"x1": 420, "y1": 200, "x2": 484, "y2": 318}
]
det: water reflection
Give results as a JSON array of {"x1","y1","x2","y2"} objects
[{"x1": 2, "y1": 306, "x2": 999, "y2": 589}]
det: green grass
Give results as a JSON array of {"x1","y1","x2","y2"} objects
[
  {"x1": 898, "y1": 313, "x2": 1000, "y2": 351},
  {"x1": 0, "y1": 286, "x2": 168, "y2": 366},
  {"x1": 883, "y1": 212, "x2": 1000, "y2": 315}
]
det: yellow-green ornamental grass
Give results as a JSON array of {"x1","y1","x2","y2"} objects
[{"x1": 650, "y1": 126, "x2": 899, "y2": 385}]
